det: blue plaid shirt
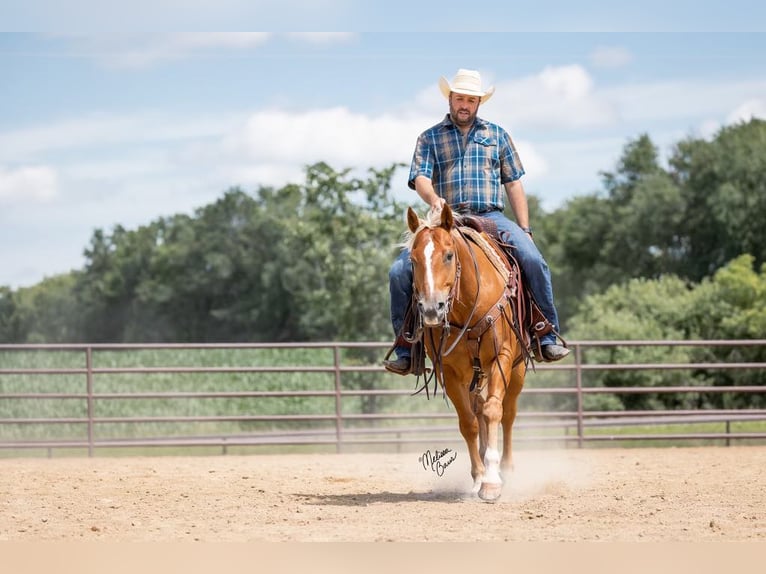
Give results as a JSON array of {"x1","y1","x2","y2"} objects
[{"x1": 408, "y1": 114, "x2": 525, "y2": 213}]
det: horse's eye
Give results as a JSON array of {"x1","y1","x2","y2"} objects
[{"x1": 445, "y1": 252, "x2": 454, "y2": 263}]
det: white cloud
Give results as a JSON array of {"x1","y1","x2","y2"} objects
[
  {"x1": 589, "y1": 45, "x2": 633, "y2": 68},
  {"x1": 513, "y1": 140, "x2": 548, "y2": 180},
  {"x1": 694, "y1": 98, "x2": 766, "y2": 141},
  {"x1": 602, "y1": 78, "x2": 766, "y2": 125},
  {"x1": 726, "y1": 98, "x2": 766, "y2": 123},
  {"x1": 226, "y1": 107, "x2": 424, "y2": 166},
  {"x1": 62, "y1": 157, "x2": 170, "y2": 181},
  {"x1": 226, "y1": 164, "x2": 307, "y2": 190},
  {"x1": 0, "y1": 165, "x2": 58, "y2": 203},
  {"x1": 491, "y1": 65, "x2": 618, "y2": 129},
  {"x1": 0, "y1": 111, "x2": 243, "y2": 162},
  {"x1": 697, "y1": 119, "x2": 722, "y2": 140},
  {"x1": 539, "y1": 65, "x2": 594, "y2": 100}
]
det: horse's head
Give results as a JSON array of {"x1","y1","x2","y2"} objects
[{"x1": 407, "y1": 204, "x2": 458, "y2": 327}]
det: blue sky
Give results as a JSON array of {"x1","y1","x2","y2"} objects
[{"x1": 1, "y1": 30, "x2": 766, "y2": 288}]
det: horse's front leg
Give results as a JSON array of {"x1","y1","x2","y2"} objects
[
  {"x1": 501, "y1": 360, "x2": 526, "y2": 476},
  {"x1": 472, "y1": 391, "x2": 488, "y2": 462},
  {"x1": 444, "y1": 376, "x2": 485, "y2": 491},
  {"x1": 478, "y1": 394, "x2": 504, "y2": 500},
  {"x1": 477, "y1": 365, "x2": 511, "y2": 501}
]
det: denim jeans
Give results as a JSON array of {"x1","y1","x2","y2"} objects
[{"x1": 388, "y1": 210, "x2": 561, "y2": 359}]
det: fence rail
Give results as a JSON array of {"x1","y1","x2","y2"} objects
[{"x1": 1, "y1": 340, "x2": 765, "y2": 456}]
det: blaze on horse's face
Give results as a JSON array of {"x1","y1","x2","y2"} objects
[{"x1": 407, "y1": 206, "x2": 457, "y2": 327}]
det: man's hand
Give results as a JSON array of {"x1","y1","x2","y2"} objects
[{"x1": 428, "y1": 197, "x2": 446, "y2": 219}]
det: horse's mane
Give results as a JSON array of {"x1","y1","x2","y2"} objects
[
  {"x1": 400, "y1": 208, "x2": 510, "y2": 283},
  {"x1": 400, "y1": 208, "x2": 466, "y2": 252}
]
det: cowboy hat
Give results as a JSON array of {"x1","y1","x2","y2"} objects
[{"x1": 438, "y1": 68, "x2": 495, "y2": 104}]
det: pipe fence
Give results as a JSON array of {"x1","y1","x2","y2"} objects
[{"x1": 1, "y1": 340, "x2": 765, "y2": 456}]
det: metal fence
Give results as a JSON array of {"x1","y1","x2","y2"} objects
[{"x1": 1, "y1": 340, "x2": 765, "y2": 456}]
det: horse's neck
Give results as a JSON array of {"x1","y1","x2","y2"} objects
[{"x1": 452, "y1": 232, "x2": 505, "y2": 320}]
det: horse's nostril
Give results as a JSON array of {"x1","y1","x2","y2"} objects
[{"x1": 437, "y1": 301, "x2": 445, "y2": 310}]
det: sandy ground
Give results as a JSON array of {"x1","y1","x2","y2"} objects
[{"x1": 1, "y1": 446, "x2": 764, "y2": 542}]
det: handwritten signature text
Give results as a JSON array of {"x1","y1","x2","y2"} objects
[{"x1": 418, "y1": 448, "x2": 457, "y2": 477}]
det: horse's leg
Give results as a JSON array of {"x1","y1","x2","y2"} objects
[
  {"x1": 472, "y1": 391, "x2": 488, "y2": 461},
  {"x1": 477, "y1": 360, "x2": 511, "y2": 501},
  {"x1": 501, "y1": 360, "x2": 526, "y2": 476},
  {"x1": 443, "y1": 375, "x2": 485, "y2": 493}
]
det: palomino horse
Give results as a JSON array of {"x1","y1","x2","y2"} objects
[{"x1": 405, "y1": 204, "x2": 526, "y2": 501}]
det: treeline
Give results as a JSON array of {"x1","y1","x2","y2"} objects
[
  {"x1": 0, "y1": 163, "x2": 405, "y2": 344},
  {"x1": 539, "y1": 118, "x2": 766, "y2": 322},
  {"x1": 545, "y1": 119, "x2": 766, "y2": 410},
  {"x1": 1, "y1": 120, "x2": 765, "y2": 351}
]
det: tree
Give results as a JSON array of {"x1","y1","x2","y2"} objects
[
  {"x1": 282, "y1": 162, "x2": 405, "y2": 342},
  {"x1": 544, "y1": 120, "x2": 766, "y2": 328},
  {"x1": 0, "y1": 286, "x2": 22, "y2": 343},
  {"x1": 68, "y1": 162, "x2": 407, "y2": 344},
  {"x1": 567, "y1": 255, "x2": 766, "y2": 409},
  {"x1": 669, "y1": 118, "x2": 766, "y2": 280},
  {"x1": 11, "y1": 274, "x2": 82, "y2": 343}
]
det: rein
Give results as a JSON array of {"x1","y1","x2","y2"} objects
[{"x1": 440, "y1": 229, "x2": 480, "y2": 357}]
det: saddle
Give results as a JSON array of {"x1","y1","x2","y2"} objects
[{"x1": 459, "y1": 215, "x2": 559, "y2": 364}]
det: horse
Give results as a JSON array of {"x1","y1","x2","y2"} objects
[{"x1": 405, "y1": 203, "x2": 527, "y2": 501}]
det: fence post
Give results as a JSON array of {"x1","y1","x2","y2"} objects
[
  {"x1": 333, "y1": 345, "x2": 344, "y2": 453},
  {"x1": 86, "y1": 346, "x2": 95, "y2": 457},
  {"x1": 575, "y1": 344, "x2": 584, "y2": 448},
  {"x1": 726, "y1": 420, "x2": 731, "y2": 447}
]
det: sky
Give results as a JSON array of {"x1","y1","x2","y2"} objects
[{"x1": 2, "y1": 27, "x2": 766, "y2": 289}]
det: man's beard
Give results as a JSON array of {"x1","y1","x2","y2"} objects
[{"x1": 449, "y1": 103, "x2": 477, "y2": 128}]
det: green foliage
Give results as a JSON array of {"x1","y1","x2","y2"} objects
[
  {"x1": 0, "y1": 287, "x2": 22, "y2": 343},
  {"x1": 10, "y1": 275, "x2": 82, "y2": 343},
  {"x1": 2, "y1": 162, "x2": 407, "y2": 344},
  {"x1": 670, "y1": 119, "x2": 766, "y2": 280},
  {"x1": 567, "y1": 255, "x2": 766, "y2": 409},
  {"x1": 544, "y1": 119, "x2": 766, "y2": 325}
]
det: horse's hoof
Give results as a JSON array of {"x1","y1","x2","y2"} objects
[{"x1": 478, "y1": 482, "x2": 503, "y2": 502}]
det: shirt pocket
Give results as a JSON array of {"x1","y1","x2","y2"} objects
[
  {"x1": 473, "y1": 136, "x2": 500, "y2": 170},
  {"x1": 473, "y1": 136, "x2": 497, "y2": 148}
]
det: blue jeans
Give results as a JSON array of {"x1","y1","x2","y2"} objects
[{"x1": 388, "y1": 210, "x2": 561, "y2": 359}]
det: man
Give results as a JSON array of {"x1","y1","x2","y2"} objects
[{"x1": 384, "y1": 68, "x2": 569, "y2": 375}]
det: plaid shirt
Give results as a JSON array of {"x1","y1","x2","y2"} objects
[{"x1": 408, "y1": 114, "x2": 525, "y2": 213}]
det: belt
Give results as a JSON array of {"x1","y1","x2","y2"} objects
[{"x1": 453, "y1": 203, "x2": 502, "y2": 216}]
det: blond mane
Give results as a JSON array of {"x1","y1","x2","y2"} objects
[
  {"x1": 399, "y1": 208, "x2": 465, "y2": 251},
  {"x1": 399, "y1": 207, "x2": 509, "y2": 282}
]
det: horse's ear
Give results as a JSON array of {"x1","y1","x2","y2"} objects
[
  {"x1": 440, "y1": 203, "x2": 454, "y2": 230},
  {"x1": 406, "y1": 206, "x2": 420, "y2": 233}
]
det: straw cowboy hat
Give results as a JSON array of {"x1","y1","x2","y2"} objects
[{"x1": 439, "y1": 68, "x2": 495, "y2": 104}]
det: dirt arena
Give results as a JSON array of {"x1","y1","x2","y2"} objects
[{"x1": 1, "y1": 446, "x2": 764, "y2": 542}]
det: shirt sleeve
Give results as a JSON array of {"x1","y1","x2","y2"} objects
[
  {"x1": 498, "y1": 128, "x2": 526, "y2": 184},
  {"x1": 407, "y1": 132, "x2": 434, "y2": 190}
]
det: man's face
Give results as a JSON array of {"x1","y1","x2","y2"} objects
[{"x1": 449, "y1": 93, "x2": 480, "y2": 128}]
